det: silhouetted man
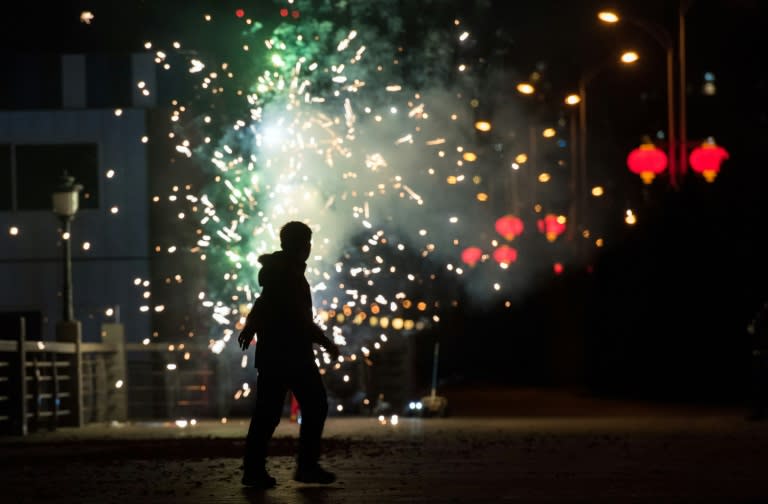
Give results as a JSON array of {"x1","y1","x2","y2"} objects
[{"x1": 238, "y1": 221, "x2": 340, "y2": 488}]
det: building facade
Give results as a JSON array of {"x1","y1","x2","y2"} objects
[{"x1": 0, "y1": 52, "x2": 156, "y2": 344}]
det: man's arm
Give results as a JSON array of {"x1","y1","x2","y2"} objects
[
  {"x1": 237, "y1": 297, "x2": 264, "y2": 351},
  {"x1": 309, "y1": 323, "x2": 340, "y2": 359}
]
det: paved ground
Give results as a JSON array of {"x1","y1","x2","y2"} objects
[{"x1": 3, "y1": 388, "x2": 768, "y2": 503}]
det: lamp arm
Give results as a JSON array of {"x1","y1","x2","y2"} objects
[{"x1": 625, "y1": 17, "x2": 673, "y2": 49}]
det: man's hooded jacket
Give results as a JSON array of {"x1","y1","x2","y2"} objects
[{"x1": 243, "y1": 250, "x2": 323, "y2": 369}]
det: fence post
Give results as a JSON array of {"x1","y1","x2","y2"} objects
[
  {"x1": 56, "y1": 320, "x2": 83, "y2": 427},
  {"x1": 32, "y1": 357, "x2": 40, "y2": 429},
  {"x1": 101, "y1": 323, "x2": 127, "y2": 422},
  {"x1": 50, "y1": 352, "x2": 59, "y2": 431},
  {"x1": 163, "y1": 352, "x2": 178, "y2": 419},
  {"x1": 215, "y1": 353, "x2": 229, "y2": 419},
  {"x1": 11, "y1": 316, "x2": 28, "y2": 436}
]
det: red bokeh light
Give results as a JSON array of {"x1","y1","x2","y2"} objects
[
  {"x1": 235, "y1": 8, "x2": 245, "y2": 18},
  {"x1": 461, "y1": 246, "x2": 483, "y2": 267},
  {"x1": 292, "y1": 9, "x2": 300, "y2": 19},
  {"x1": 536, "y1": 214, "x2": 566, "y2": 243},
  {"x1": 492, "y1": 245, "x2": 518, "y2": 266},
  {"x1": 627, "y1": 142, "x2": 668, "y2": 185},
  {"x1": 280, "y1": 8, "x2": 289, "y2": 17},
  {"x1": 494, "y1": 214, "x2": 524, "y2": 241},
  {"x1": 689, "y1": 139, "x2": 729, "y2": 183}
]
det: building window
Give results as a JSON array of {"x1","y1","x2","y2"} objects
[
  {"x1": 0, "y1": 145, "x2": 10, "y2": 210},
  {"x1": 15, "y1": 144, "x2": 99, "y2": 210}
]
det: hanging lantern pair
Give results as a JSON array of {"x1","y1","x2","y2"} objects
[
  {"x1": 461, "y1": 245, "x2": 518, "y2": 267},
  {"x1": 627, "y1": 137, "x2": 729, "y2": 184}
]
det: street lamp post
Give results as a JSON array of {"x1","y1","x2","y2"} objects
[
  {"x1": 577, "y1": 76, "x2": 588, "y2": 239},
  {"x1": 563, "y1": 93, "x2": 581, "y2": 243},
  {"x1": 598, "y1": 9, "x2": 678, "y2": 188},
  {"x1": 678, "y1": 0, "x2": 696, "y2": 180},
  {"x1": 52, "y1": 173, "x2": 83, "y2": 322},
  {"x1": 565, "y1": 51, "x2": 638, "y2": 237},
  {"x1": 52, "y1": 172, "x2": 84, "y2": 427}
]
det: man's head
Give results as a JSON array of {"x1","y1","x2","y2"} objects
[{"x1": 279, "y1": 221, "x2": 312, "y2": 262}]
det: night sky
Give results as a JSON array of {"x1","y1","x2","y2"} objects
[{"x1": 3, "y1": 0, "x2": 768, "y2": 401}]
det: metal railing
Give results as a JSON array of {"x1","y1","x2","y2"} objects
[{"x1": 0, "y1": 315, "x2": 228, "y2": 435}]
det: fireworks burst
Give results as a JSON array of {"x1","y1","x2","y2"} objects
[{"x1": 138, "y1": 1, "x2": 573, "y2": 403}]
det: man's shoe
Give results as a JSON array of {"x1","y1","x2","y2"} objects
[
  {"x1": 241, "y1": 468, "x2": 277, "y2": 488},
  {"x1": 293, "y1": 463, "x2": 336, "y2": 484}
]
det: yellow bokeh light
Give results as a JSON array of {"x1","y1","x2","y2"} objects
[
  {"x1": 591, "y1": 186, "x2": 604, "y2": 197},
  {"x1": 462, "y1": 152, "x2": 477, "y2": 162},
  {"x1": 516, "y1": 83, "x2": 535, "y2": 95},
  {"x1": 598, "y1": 11, "x2": 620, "y2": 23},
  {"x1": 621, "y1": 51, "x2": 639, "y2": 64},
  {"x1": 80, "y1": 11, "x2": 95, "y2": 24},
  {"x1": 474, "y1": 120, "x2": 492, "y2": 132},
  {"x1": 542, "y1": 128, "x2": 556, "y2": 138},
  {"x1": 564, "y1": 94, "x2": 581, "y2": 106},
  {"x1": 476, "y1": 192, "x2": 489, "y2": 202},
  {"x1": 515, "y1": 153, "x2": 528, "y2": 164},
  {"x1": 538, "y1": 172, "x2": 551, "y2": 183}
]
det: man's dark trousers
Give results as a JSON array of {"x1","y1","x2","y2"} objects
[{"x1": 243, "y1": 361, "x2": 328, "y2": 472}]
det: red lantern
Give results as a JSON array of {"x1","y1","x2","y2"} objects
[
  {"x1": 627, "y1": 141, "x2": 668, "y2": 184},
  {"x1": 689, "y1": 137, "x2": 729, "y2": 183},
  {"x1": 495, "y1": 215, "x2": 524, "y2": 241},
  {"x1": 461, "y1": 246, "x2": 483, "y2": 267},
  {"x1": 492, "y1": 245, "x2": 518, "y2": 266},
  {"x1": 536, "y1": 214, "x2": 567, "y2": 242}
]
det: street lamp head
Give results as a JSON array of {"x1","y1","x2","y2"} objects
[
  {"x1": 474, "y1": 120, "x2": 492, "y2": 132},
  {"x1": 564, "y1": 94, "x2": 581, "y2": 106},
  {"x1": 620, "y1": 51, "x2": 639, "y2": 64},
  {"x1": 516, "y1": 82, "x2": 535, "y2": 95},
  {"x1": 597, "y1": 11, "x2": 620, "y2": 23},
  {"x1": 52, "y1": 172, "x2": 84, "y2": 218}
]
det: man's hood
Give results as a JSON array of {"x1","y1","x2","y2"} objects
[
  {"x1": 257, "y1": 251, "x2": 306, "y2": 286},
  {"x1": 257, "y1": 251, "x2": 287, "y2": 268}
]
